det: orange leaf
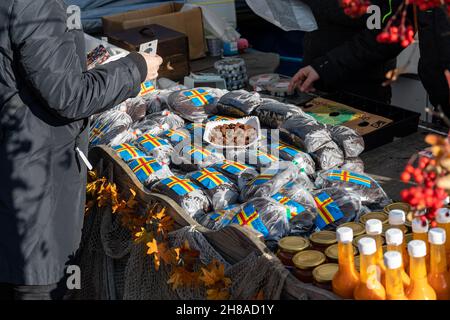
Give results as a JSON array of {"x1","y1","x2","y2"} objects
[
  {"x1": 200, "y1": 260, "x2": 227, "y2": 287},
  {"x1": 146, "y1": 238, "x2": 160, "y2": 271},
  {"x1": 206, "y1": 288, "x2": 230, "y2": 300}
]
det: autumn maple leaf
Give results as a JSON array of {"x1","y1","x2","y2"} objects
[
  {"x1": 167, "y1": 267, "x2": 200, "y2": 290},
  {"x1": 134, "y1": 228, "x2": 153, "y2": 244},
  {"x1": 157, "y1": 215, "x2": 175, "y2": 236},
  {"x1": 200, "y1": 260, "x2": 229, "y2": 287},
  {"x1": 146, "y1": 238, "x2": 161, "y2": 271}
]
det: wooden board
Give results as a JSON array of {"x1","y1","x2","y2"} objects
[{"x1": 88, "y1": 145, "x2": 340, "y2": 300}]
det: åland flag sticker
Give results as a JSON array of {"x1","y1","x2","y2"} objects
[
  {"x1": 219, "y1": 160, "x2": 253, "y2": 175},
  {"x1": 127, "y1": 157, "x2": 163, "y2": 184},
  {"x1": 192, "y1": 168, "x2": 231, "y2": 190},
  {"x1": 183, "y1": 88, "x2": 214, "y2": 107},
  {"x1": 161, "y1": 176, "x2": 199, "y2": 196},
  {"x1": 112, "y1": 143, "x2": 145, "y2": 162},
  {"x1": 272, "y1": 193, "x2": 306, "y2": 219},
  {"x1": 327, "y1": 170, "x2": 372, "y2": 188},
  {"x1": 137, "y1": 134, "x2": 169, "y2": 153},
  {"x1": 231, "y1": 203, "x2": 269, "y2": 238},
  {"x1": 139, "y1": 80, "x2": 156, "y2": 97},
  {"x1": 314, "y1": 192, "x2": 344, "y2": 229}
]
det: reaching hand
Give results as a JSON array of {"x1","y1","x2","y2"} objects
[
  {"x1": 139, "y1": 52, "x2": 163, "y2": 81},
  {"x1": 289, "y1": 65, "x2": 320, "y2": 94}
]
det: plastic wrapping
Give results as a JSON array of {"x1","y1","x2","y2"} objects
[
  {"x1": 151, "y1": 176, "x2": 211, "y2": 219},
  {"x1": 312, "y1": 141, "x2": 345, "y2": 170},
  {"x1": 188, "y1": 167, "x2": 240, "y2": 211},
  {"x1": 198, "y1": 204, "x2": 241, "y2": 230},
  {"x1": 253, "y1": 99, "x2": 306, "y2": 129},
  {"x1": 230, "y1": 198, "x2": 290, "y2": 241},
  {"x1": 172, "y1": 144, "x2": 225, "y2": 172},
  {"x1": 124, "y1": 97, "x2": 148, "y2": 122},
  {"x1": 262, "y1": 142, "x2": 316, "y2": 175},
  {"x1": 280, "y1": 115, "x2": 333, "y2": 153},
  {"x1": 185, "y1": 122, "x2": 206, "y2": 141},
  {"x1": 229, "y1": 149, "x2": 280, "y2": 170},
  {"x1": 136, "y1": 134, "x2": 175, "y2": 166},
  {"x1": 326, "y1": 125, "x2": 365, "y2": 158},
  {"x1": 146, "y1": 110, "x2": 185, "y2": 133},
  {"x1": 315, "y1": 169, "x2": 391, "y2": 207},
  {"x1": 168, "y1": 88, "x2": 223, "y2": 122},
  {"x1": 126, "y1": 157, "x2": 173, "y2": 188},
  {"x1": 312, "y1": 188, "x2": 362, "y2": 230},
  {"x1": 216, "y1": 90, "x2": 262, "y2": 118},
  {"x1": 111, "y1": 143, "x2": 146, "y2": 163},
  {"x1": 158, "y1": 128, "x2": 191, "y2": 147},
  {"x1": 208, "y1": 115, "x2": 237, "y2": 122},
  {"x1": 341, "y1": 157, "x2": 365, "y2": 173},
  {"x1": 89, "y1": 109, "x2": 132, "y2": 147},
  {"x1": 214, "y1": 160, "x2": 259, "y2": 190},
  {"x1": 240, "y1": 163, "x2": 300, "y2": 202}
]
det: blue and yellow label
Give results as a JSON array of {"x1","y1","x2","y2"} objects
[
  {"x1": 127, "y1": 157, "x2": 163, "y2": 184},
  {"x1": 183, "y1": 88, "x2": 214, "y2": 107},
  {"x1": 160, "y1": 176, "x2": 199, "y2": 196},
  {"x1": 218, "y1": 160, "x2": 255, "y2": 176},
  {"x1": 89, "y1": 121, "x2": 110, "y2": 145},
  {"x1": 161, "y1": 129, "x2": 190, "y2": 144},
  {"x1": 137, "y1": 134, "x2": 169, "y2": 153},
  {"x1": 208, "y1": 115, "x2": 236, "y2": 122},
  {"x1": 112, "y1": 143, "x2": 145, "y2": 162},
  {"x1": 327, "y1": 170, "x2": 371, "y2": 188},
  {"x1": 183, "y1": 145, "x2": 213, "y2": 163},
  {"x1": 272, "y1": 193, "x2": 306, "y2": 220},
  {"x1": 192, "y1": 168, "x2": 231, "y2": 190},
  {"x1": 256, "y1": 150, "x2": 279, "y2": 166},
  {"x1": 314, "y1": 192, "x2": 344, "y2": 230},
  {"x1": 231, "y1": 203, "x2": 269, "y2": 238},
  {"x1": 139, "y1": 80, "x2": 156, "y2": 97}
]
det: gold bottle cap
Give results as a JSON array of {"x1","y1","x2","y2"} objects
[
  {"x1": 313, "y1": 263, "x2": 339, "y2": 283},
  {"x1": 384, "y1": 202, "x2": 411, "y2": 216},
  {"x1": 325, "y1": 243, "x2": 357, "y2": 261},
  {"x1": 293, "y1": 250, "x2": 326, "y2": 270},
  {"x1": 353, "y1": 234, "x2": 385, "y2": 248},
  {"x1": 278, "y1": 236, "x2": 310, "y2": 254},
  {"x1": 309, "y1": 231, "x2": 337, "y2": 245},
  {"x1": 340, "y1": 222, "x2": 366, "y2": 237},
  {"x1": 360, "y1": 212, "x2": 389, "y2": 225}
]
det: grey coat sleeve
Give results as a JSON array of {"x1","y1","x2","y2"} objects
[{"x1": 9, "y1": 0, "x2": 146, "y2": 121}]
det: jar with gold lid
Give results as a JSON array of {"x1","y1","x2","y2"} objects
[
  {"x1": 292, "y1": 250, "x2": 326, "y2": 283},
  {"x1": 353, "y1": 233, "x2": 385, "y2": 248},
  {"x1": 313, "y1": 263, "x2": 339, "y2": 291},
  {"x1": 309, "y1": 231, "x2": 337, "y2": 252},
  {"x1": 340, "y1": 222, "x2": 365, "y2": 237},
  {"x1": 325, "y1": 243, "x2": 357, "y2": 263},
  {"x1": 359, "y1": 212, "x2": 389, "y2": 225},
  {"x1": 277, "y1": 236, "x2": 310, "y2": 268}
]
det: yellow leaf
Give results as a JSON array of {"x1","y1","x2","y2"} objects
[{"x1": 146, "y1": 238, "x2": 160, "y2": 271}]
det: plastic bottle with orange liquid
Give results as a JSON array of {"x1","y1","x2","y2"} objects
[
  {"x1": 427, "y1": 228, "x2": 450, "y2": 300},
  {"x1": 354, "y1": 237, "x2": 386, "y2": 300},
  {"x1": 436, "y1": 208, "x2": 450, "y2": 267},
  {"x1": 406, "y1": 240, "x2": 436, "y2": 300},
  {"x1": 384, "y1": 251, "x2": 408, "y2": 300},
  {"x1": 385, "y1": 228, "x2": 410, "y2": 289},
  {"x1": 332, "y1": 227, "x2": 360, "y2": 299},
  {"x1": 365, "y1": 219, "x2": 386, "y2": 281}
]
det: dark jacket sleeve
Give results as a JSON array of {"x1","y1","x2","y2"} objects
[
  {"x1": 9, "y1": 0, "x2": 147, "y2": 121},
  {"x1": 302, "y1": 0, "x2": 407, "y2": 87}
]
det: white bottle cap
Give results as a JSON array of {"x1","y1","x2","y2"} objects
[
  {"x1": 385, "y1": 228, "x2": 404, "y2": 246},
  {"x1": 336, "y1": 227, "x2": 353, "y2": 243},
  {"x1": 389, "y1": 209, "x2": 406, "y2": 225},
  {"x1": 358, "y1": 237, "x2": 377, "y2": 256},
  {"x1": 412, "y1": 218, "x2": 428, "y2": 233},
  {"x1": 408, "y1": 240, "x2": 427, "y2": 258},
  {"x1": 384, "y1": 251, "x2": 402, "y2": 269},
  {"x1": 436, "y1": 208, "x2": 450, "y2": 224},
  {"x1": 365, "y1": 219, "x2": 382, "y2": 235},
  {"x1": 428, "y1": 228, "x2": 446, "y2": 245},
  {"x1": 445, "y1": 197, "x2": 450, "y2": 205}
]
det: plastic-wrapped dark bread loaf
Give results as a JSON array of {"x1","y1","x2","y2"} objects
[
  {"x1": 89, "y1": 109, "x2": 133, "y2": 148},
  {"x1": 216, "y1": 90, "x2": 262, "y2": 118},
  {"x1": 252, "y1": 98, "x2": 306, "y2": 129},
  {"x1": 135, "y1": 133, "x2": 175, "y2": 166},
  {"x1": 213, "y1": 160, "x2": 259, "y2": 190},
  {"x1": 311, "y1": 141, "x2": 345, "y2": 170},
  {"x1": 126, "y1": 156, "x2": 173, "y2": 188},
  {"x1": 172, "y1": 143, "x2": 225, "y2": 172},
  {"x1": 325, "y1": 124, "x2": 365, "y2": 158}
]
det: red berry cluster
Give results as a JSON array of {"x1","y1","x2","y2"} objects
[
  {"x1": 400, "y1": 156, "x2": 447, "y2": 227},
  {"x1": 407, "y1": 0, "x2": 447, "y2": 11},
  {"x1": 377, "y1": 25, "x2": 415, "y2": 47},
  {"x1": 340, "y1": 0, "x2": 371, "y2": 17}
]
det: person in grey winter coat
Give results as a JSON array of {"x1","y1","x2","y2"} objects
[{"x1": 0, "y1": 0, "x2": 162, "y2": 299}]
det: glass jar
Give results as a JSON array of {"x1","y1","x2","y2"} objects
[
  {"x1": 353, "y1": 234, "x2": 385, "y2": 251},
  {"x1": 277, "y1": 236, "x2": 310, "y2": 268},
  {"x1": 292, "y1": 250, "x2": 326, "y2": 283},
  {"x1": 309, "y1": 231, "x2": 337, "y2": 252},
  {"x1": 313, "y1": 263, "x2": 339, "y2": 291},
  {"x1": 340, "y1": 222, "x2": 366, "y2": 237},
  {"x1": 359, "y1": 212, "x2": 389, "y2": 225},
  {"x1": 325, "y1": 243, "x2": 357, "y2": 263}
]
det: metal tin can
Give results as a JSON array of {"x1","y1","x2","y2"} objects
[
  {"x1": 309, "y1": 231, "x2": 337, "y2": 252},
  {"x1": 292, "y1": 250, "x2": 326, "y2": 283},
  {"x1": 312, "y1": 263, "x2": 339, "y2": 291},
  {"x1": 277, "y1": 236, "x2": 310, "y2": 268}
]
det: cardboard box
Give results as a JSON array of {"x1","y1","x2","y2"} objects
[
  {"x1": 301, "y1": 97, "x2": 393, "y2": 136},
  {"x1": 102, "y1": 2, "x2": 206, "y2": 60},
  {"x1": 106, "y1": 24, "x2": 190, "y2": 81}
]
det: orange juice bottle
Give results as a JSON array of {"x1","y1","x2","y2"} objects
[
  {"x1": 383, "y1": 251, "x2": 408, "y2": 300},
  {"x1": 332, "y1": 227, "x2": 360, "y2": 298},
  {"x1": 412, "y1": 218, "x2": 430, "y2": 267},
  {"x1": 427, "y1": 228, "x2": 450, "y2": 300},
  {"x1": 365, "y1": 219, "x2": 386, "y2": 282},
  {"x1": 436, "y1": 208, "x2": 450, "y2": 266},
  {"x1": 354, "y1": 237, "x2": 386, "y2": 300},
  {"x1": 388, "y1": 209, "x2": 408, "y2": 234},
  {"x1": 406, "y1": 240, "x2": 437, "y2": 300},
  {"x1": 385, "y1": 228, "x2": 411, "y2": 289}
]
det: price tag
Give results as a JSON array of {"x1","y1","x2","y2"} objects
[{"x1": 139, "y1": 40, "x2": 158, "y2": 56}]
